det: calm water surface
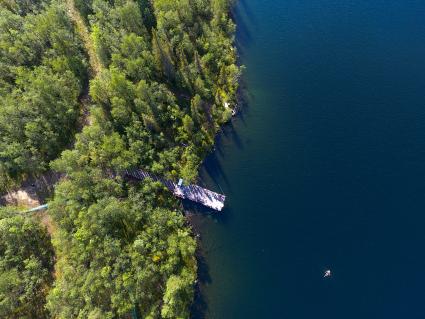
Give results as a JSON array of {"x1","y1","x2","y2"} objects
[{"x1": 192, "y1": 1, "x2": 425, "y2": 318}]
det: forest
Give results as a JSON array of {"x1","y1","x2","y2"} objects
[{"x1": 0, "y1": 0, "x2": 239, "y2": 318}]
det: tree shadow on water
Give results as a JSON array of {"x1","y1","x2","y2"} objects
[
  {"x1": 223, "y1": 121, "x2": 244, "y2": 151},
  {"x1": 232, "y1": 7, "x2": 252, "y2": 56},
  {"x1": 236, "y1": 98, "x2": 248, "y2": 127},
  {"x1": 188, "y1": 206, "x2": 231, "y2": 318},
  {"x1": 190, "y1": 248, "x2": 211, "y2": 319},
  {"x1": 183, "y1": 200, "x2": 229, "y2": 225},
  {"x1": 201, "y1": 151, "x2": 231, "y2": 192},
  {"x1": 238, "y1": 0, "x2": 258, "y2": 27},
  {"x1": 234, "y1": 23, "x2": 251, "y2": 56},
  {"x1": 211, "y1": 135, "x2": 225, "y2": 158}
]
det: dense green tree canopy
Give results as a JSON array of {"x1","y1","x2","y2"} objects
[
  {"x1": 0, "y1": 208, "x2": 54, "y2": 319},
  {"x1": 86, "y1": 0, "x2": 240, "y2": 182},
  {"x1": 1, "y1": 0, "x2": 239, "y2": 317},
  {"x1": 0, "y1": 1, "x2": 87, "y2": 191}
]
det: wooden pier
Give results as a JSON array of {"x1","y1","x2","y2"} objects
[{"x1": 124, "y1": 169, "x2": 226, "y2": 211}]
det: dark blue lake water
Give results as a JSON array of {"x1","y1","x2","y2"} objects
[{"x1": 192, "y1": 1, "x2": 425, "y2": 318}]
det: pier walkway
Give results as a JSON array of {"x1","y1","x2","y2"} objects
[{"x1": 124, "y1": 169, "x2": 225, "y2": 211}]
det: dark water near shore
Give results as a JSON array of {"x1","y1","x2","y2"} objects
[{"x1": 192, "y1": 1, "x2": 425, "y2": 318}]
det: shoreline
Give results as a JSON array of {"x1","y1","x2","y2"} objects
[{"x1": 187, "y1": 86, "x2": 247, "y2": 318}]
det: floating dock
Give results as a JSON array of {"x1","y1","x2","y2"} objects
[{"x1": 124, "y1": 169, "x2": 225, "y2": 211}]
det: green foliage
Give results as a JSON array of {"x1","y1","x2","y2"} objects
[
  {"x1": 161, "y1": 269, "x2": 196, "y2": 319},
  {"x1": 47, "y1": 1, "x2": 239, "y2": 316},
  {"x1": 0, "y1": 208, "x2": 54, "y2": 319},
  {"x1": 85, "y1": 0, "x2": 240, "y2": 180},
  {"x1": 74, "y1": 0, "x2": 93, "y2": 24},
  {"x1": 1, "y1": 0, "x2": 48, "y2": 16},
  {"x1": 47, "y1": 179, "x2": 196, "y2": 318},
  {"x1": 1, "y1": 0, "x2": 239, "y2": 317},
  {"x1": 0, "y1": 2, "x2": 87, "y2": 191}
]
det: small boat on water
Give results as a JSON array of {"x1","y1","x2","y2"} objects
[{"x1": 324, "y1": 269, "x2": 331, "y2": 278}]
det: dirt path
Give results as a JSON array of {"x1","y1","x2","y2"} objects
[
  {"x1": 0, "y1": 172, "x2": 62, "y2": 208},
  {"x1": 1, "y1": 2, "x2": 100, "y2": 209},
  {"x1": 66, "y1": 0, "x2": 102, "y2": 76}
]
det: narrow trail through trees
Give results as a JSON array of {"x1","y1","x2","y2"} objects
[
  {"x1": 66, "y1": 0, "x2": 102, "y2": 76},
  {"x1": 2, "y1": 1, "x2": 99, "y2": 209},
  {"x1": 66, "y1": 0, "x2": 103, "y2": 127}
]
